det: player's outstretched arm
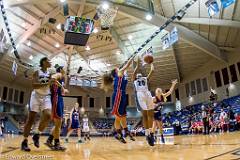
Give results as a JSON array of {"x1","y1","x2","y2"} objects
[
  {"x1": 131, "y1": 57, "x2": 140, "y2": 81},
  {"x1": 147, "y1": 63, "x2": 154, "y2": 80},
  {"x1": 163, "y1": 79, "x2": 178, "y2": 98},
  {"x1": 119, "y1": 56, "x2": 134, "y2": 75}
]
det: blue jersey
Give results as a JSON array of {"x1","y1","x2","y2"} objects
[
  {"x1": 51, "y1": 78, "x2": 64, "y2": 119},
  {"x1": 111, "y1": 70, "x2": 128, "y2": 117},
  {"x1": 113, "y1": 70, "x2": 128, "y2": 93},
  {"x1": 57, "y1": 79, "x2": 64, "y2": 96},
  {"x1": 154, "y1": 96, "x2": 164, "y2": 120},
  {"x1": 72, "y1": 109, "x2": 80, "y2": 123}
]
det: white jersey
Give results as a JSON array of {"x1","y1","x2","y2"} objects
[
  {"x1": 83, "y1": 118, "x2": 89, "y2": 127},
  {"x1": 34, "y1": 69, "x2": 51, "y2": 95},
  {"x1": 134, "y1": 77, "x2": 149, "y2": 92}
]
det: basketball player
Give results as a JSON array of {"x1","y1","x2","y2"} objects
[
  {"x1": 132, "y1": 57, "x2": 155, "y2": 146},
  {"x1": 82, "y1": 114, "x2": 90, "y2": 141},
  {"x1": 102, "y1": 57, "x2": 135, "y2": 143},
  {"x1": 152, "y1": 79, "x2": 177, "y2": 143},
  {"x1": 21, "y1": 57, "x2": 53, "y2": 152},
  {"x1": 45, "y1": 65, "x2": 69, "y2": 151},
  {"x1": 65, "y1": 103, "x2": 83, "y2": 143}
]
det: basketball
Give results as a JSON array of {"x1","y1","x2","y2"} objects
[{"x1": 143, "y1": 54, "x2": 154, "y2": 64}]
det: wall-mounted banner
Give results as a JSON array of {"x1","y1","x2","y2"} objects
[
  {"x1": 205, "y1": 0, "x2": 220, "y2": 17},
  {"x1": 161, "y1": 33, "x2": 170, "y2": 50},
  {"x1": 221, "y1": 0, "x2": 235, "y2": 8},
  {"x1": 170, "y1": 27, "x2": 178, "y2": 45},
  {"x1": 12, "y1": 60, "x2": 18, "y2": 76}
]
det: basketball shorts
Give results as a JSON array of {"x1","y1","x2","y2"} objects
[
  {"x1": 154, "y1": 111, "x2": 162, "y2": 121},
  {"x1": 29, "y1": 91, "x2": 52, "y2": 113},
  {"x1": 83, "y1": 126, "x2": 90, "y2": 132},
  {"x1": 135, "y1": 91, "x2": 154, "y2": 111}
]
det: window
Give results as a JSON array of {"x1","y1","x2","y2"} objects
[
  {"x1": 8, "y1": 88, "x2": 13, "y2": 102},
  {"x1": 222, "y1": 68, "x2": 229, "y2": 85},
  {"x1": 19, "y1": 91, "x2": 24, "y2": 104},
  {"x1": 190, "y1": 81, "x2": 196, "y2": 95},
  {"x1": 229, "y1": 64, "x2": 238, "y2": 83},
  {"x1": 106, "y1": 97, "x2": 111, "y2": 108},
  {"x1": 126, "y1": 94, "x2": 129, "y2": 106},
  {"x1": 89, "y1": 98, "x2": 94, "y2": 108},
  {"x1": 14, "y1": 90, "x2": 19, "y2": 103},
  {"x1": 196, "y1": 79, "x2": 202, "y2": 94},
  {"x1": 165, "y1": 89, "x2": 172, "y2": 102},
  {"x1": 2, "y1": 87, "x2": 8, "y2": 100},
  {"x1": 202, "y1": 78, "x2": 208, "y2": 92},
  {"x1": 215, "y1": 71, "x2": 222, "y2": 87},
  {"x1": 185, "y1": 83, "x2": 190, "y2": 97},
  {"x1": 175, "y1": 89, "x2": 179, "y2": 100},
  {"x1": 77, "y1": 96, "x2": 82, "y2": 107}
]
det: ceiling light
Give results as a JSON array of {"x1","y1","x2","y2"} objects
[
  {"x1": 85, "y1": 45, "x2": 91, "y2": 51},
  {"x1": 55, "y1": 43, "x2": 60, "y2": 48},
  {"x1": 27, "y1": 41, "x2": 31, "y2": 47},
  {"x1": 56, "y1": 23, "x2": 61, "y2": 30},
  {"x1": 60, "y1": 0, "x2": 66, "y2": 2},
  {"x1": 128, "y1": 35, "x2": 133, "y2": 40},
  {"x1": 102, "y1": 2, "x2": 109, "y2": 10},
  {"x1": 93, "y1": 27, "x2": 99, "y2": 33},
  {"x1": 145, "y1": 14, "x2": 152, "y2": 21},
  {"x1": 116, "y1": 50, "x2": 121, "y2": 55},
  {"x1": 29, "y1": 55, "x2": 33, "y2": 60}
]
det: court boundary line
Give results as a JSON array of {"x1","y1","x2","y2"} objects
[{"x1": 204, "y1": 147, "x2": 240, "y2": 160}]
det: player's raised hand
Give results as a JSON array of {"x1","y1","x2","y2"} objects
[{"x1": 171, "y1": 79, "x2": 178, "y2": 84}]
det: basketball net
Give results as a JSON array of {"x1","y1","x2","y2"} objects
[{"x1": 96, "y1": 6, "x2": 118, "y2": 30}]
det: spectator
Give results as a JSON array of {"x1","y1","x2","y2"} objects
[
  {"x1": 220, "y1": 109, "x2": 229, "y2": 132},
  {"x1": 202, "y1": 106, "x2": 209, "y2": 135}
]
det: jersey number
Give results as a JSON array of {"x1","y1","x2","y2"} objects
[{"x1": 137, "y1": 80, "x2": 146, "y2": 86}]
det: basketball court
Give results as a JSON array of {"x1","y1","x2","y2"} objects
[{"x1": 1, "y1": 133, "x2": 240, "y2": 160}]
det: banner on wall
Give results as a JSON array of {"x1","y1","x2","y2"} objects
[
  {"x1": 161, "y1": 33, "x2": 170, "y2": 50},
  {"x1": 170, "y1": 27, "x2": 178, "y2": 45},
  {"x1": 205, "y1": 0, "x2": 220, "y2": 17},
  {"x1": 161, "y1": 27, "x2": 178, "y2": 50},
  {"x1": 12, "y1": 60, "x2": 18, "y2": 76},
  {"x1": 221, "y1": 0, "x2": 235, "y2": 8}
]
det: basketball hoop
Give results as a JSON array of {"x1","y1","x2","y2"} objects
[{"x1": 96, "y1": 6, "x2": 118, "y2": 30}]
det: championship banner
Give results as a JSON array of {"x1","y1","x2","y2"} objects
[
  {"x1": 205, "y1": 0, "x2": 219, "y2": 17},
  {"x1": 170, "y1": 27, "x2": 178, "y2": 45},
  {"x1": 161, "y1": 33, "x2": 170, "y2": 50},
  {"x1": 221, "y1": 0, "x2": 235, "y2": 8},
  {"x1": 12, "y1": 60, "x2": 18, "y2": 76}
]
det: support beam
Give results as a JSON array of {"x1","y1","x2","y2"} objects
[
  {"x1": 6, "y1": 0, "x2": 227, "y2": 62},
  {"x1": 49, "y1": 45, "x2": 70, "y2": 59},
  {"x1": 178, "y1": 18, "x2": 240, "y2": 28},
  {"x1": 15, "y1": 6, "x2": 60, "y2": 47}
]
